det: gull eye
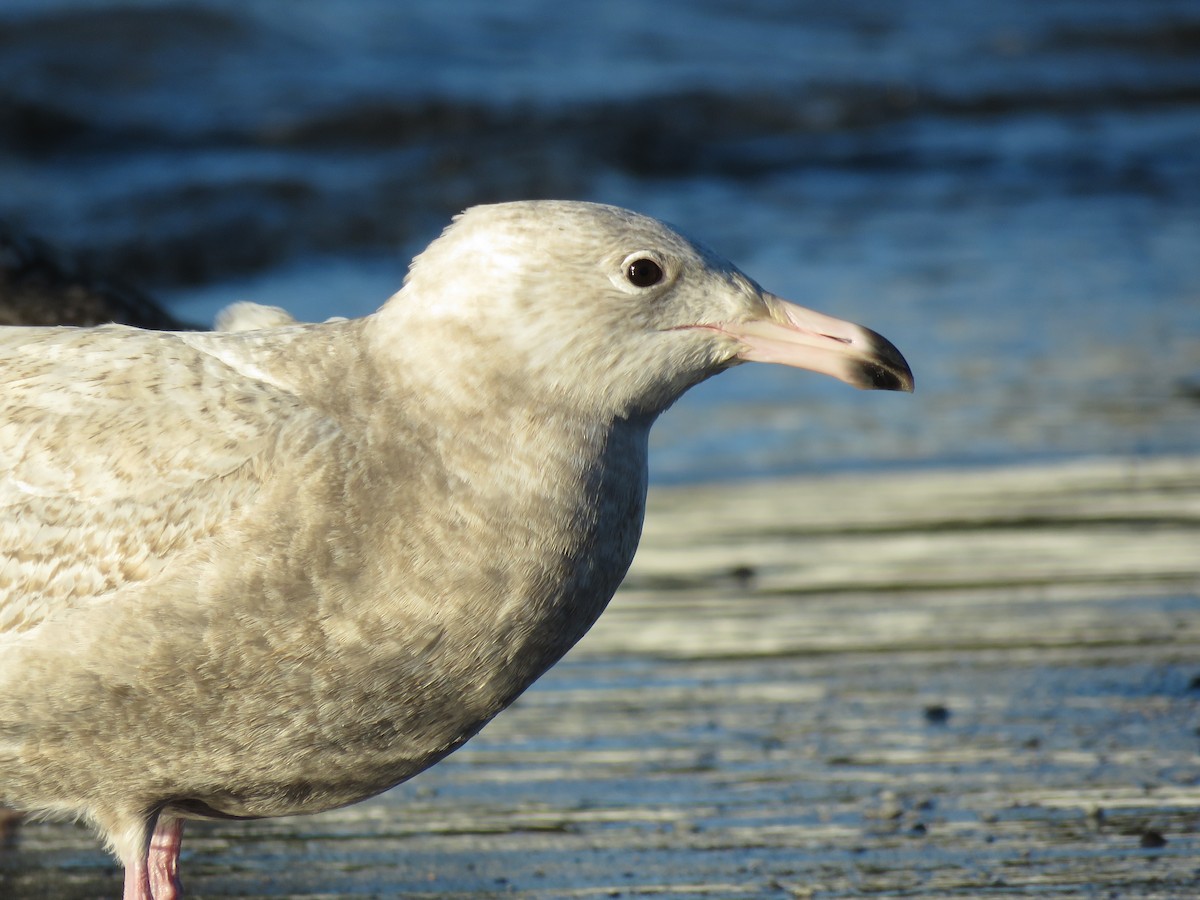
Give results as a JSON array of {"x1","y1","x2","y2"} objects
[{"x1": 626, "y1": 257, "x2": 664, "y2": 288}]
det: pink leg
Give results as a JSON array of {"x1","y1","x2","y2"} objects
[
  {"x1": 121, "y1": 815, "x2": 184, "y2": 900},
  {"x1": 122, "y1": 858, "x2": 152, "y2": 900},
  {"x1": 148, "y1": 817, "x2": 185, "y2": 899}
]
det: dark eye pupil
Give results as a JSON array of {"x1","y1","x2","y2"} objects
[{"x1": 626, "y1": 258, "x2": 663, "y2": 288}]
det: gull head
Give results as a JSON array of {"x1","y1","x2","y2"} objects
[{"x1": 378, "y1": 200, "x2": 913, "y2": 418}]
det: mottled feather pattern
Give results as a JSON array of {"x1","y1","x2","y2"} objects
[{"x1": 0, "y1": 326, "x2": 304, "y2": 635}]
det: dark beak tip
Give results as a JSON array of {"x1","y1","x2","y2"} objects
[
  {"x1": 860, "y1": 363, "x2": 915, "y2": 393},
  {"x1": 890, "y1": 365, "x2": 916, "y2": 393},
  {"x1": 861, "y1": 331, "x2": 914, "y2": 393}
]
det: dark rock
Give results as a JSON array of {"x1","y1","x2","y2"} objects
[{"x1": 0, "y1": 223, "x2": 193, "y2": 329}]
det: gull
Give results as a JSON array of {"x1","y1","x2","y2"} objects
[{"x1": 0, "y1": 200, "x2": 912, "y2": 898}]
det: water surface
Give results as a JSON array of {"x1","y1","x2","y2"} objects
[{"x1": 1, "y1": 1, "x2": 1197, "y2": 480}]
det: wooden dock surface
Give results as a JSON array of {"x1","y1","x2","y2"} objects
[{"x1": 3, "y1": 455, "x2": 1198, "y2": 898}]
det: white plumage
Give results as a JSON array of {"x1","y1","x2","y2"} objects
[{"x1": 0, "y1": 201, "x2": 911, "y2": 899}]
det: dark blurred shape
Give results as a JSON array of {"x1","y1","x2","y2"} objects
[
  {"x1": 0, "y1": 223, "x2": 192, "y2": 328},
  {"x1": 1176, "y1": 382, "x2": 1200, "y2": 405},
  {"x1": 0, "y1": 805, "x2": 19, "y2": 848},
  {"x1": 0, "y1": 95, "x2": 90, "y2": 157},
  {"x1": 1048, "y1": 21, "x2": 1200, "y2": 56},
  {"x1": 923, "y1": 703, "x2": 951, "y2": 724},
  {"x1": 1139, "y1": 829, "x2": 1168, "y2": 849},
  {"x1": 729, "y1": 564, "x2": 757, "y2": 589}
]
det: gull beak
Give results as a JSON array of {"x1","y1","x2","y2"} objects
[{"x1": 721, "y1": 294, "x2": 915, "y2": 392}]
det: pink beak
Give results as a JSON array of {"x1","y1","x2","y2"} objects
[{"x1": 720, "y1": 294, "x2": 914, "y2": 392}]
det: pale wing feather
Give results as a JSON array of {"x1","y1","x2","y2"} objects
[{"x1": 0, "y1": 325, "x2": 310, "y2": 635}]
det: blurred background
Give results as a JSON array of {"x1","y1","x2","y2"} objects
[
  {"x1": 3, "y1": 6, "x2": 1200, "y2": 896},
  {"x1": 1, "y1": 0, "x2": 1197, "y2": 483}
]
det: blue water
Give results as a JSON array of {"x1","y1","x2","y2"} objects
[{"x1": 1, "y1": 0, "x2": 1197, "y2": 482}]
